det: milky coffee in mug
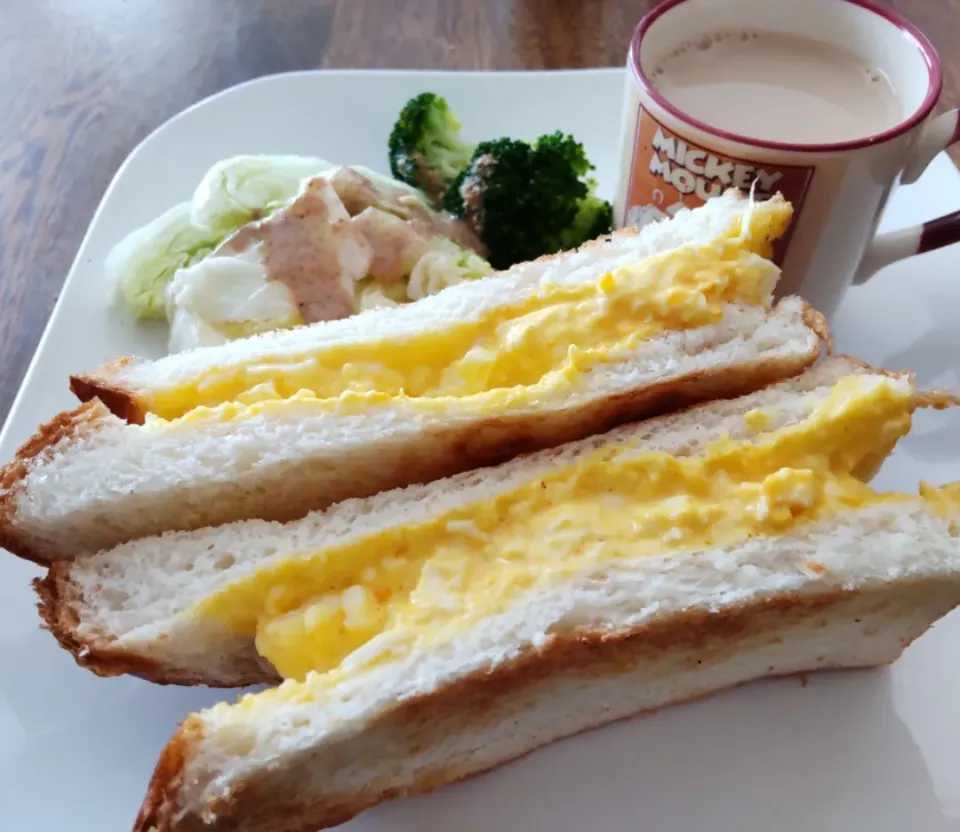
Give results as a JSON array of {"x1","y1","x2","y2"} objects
[
  {"x1": 616, "y1": 0, "x2": 960, "y2": 319},
  {"x1": 649, "y1": 30, "x2": 902, "y2": 145}
]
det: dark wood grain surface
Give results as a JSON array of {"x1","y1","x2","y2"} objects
[{"x1": 1, "y1": 0, "x2": 958, "y2": 421}]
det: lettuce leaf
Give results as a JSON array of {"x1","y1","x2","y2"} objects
[
  {"x1": 108, "y1": 156, "x2": 337, "y2": 321},
  {"x1": 190, "y1": 155, "x2": 336, "y2": 233},
  {"x1": 106, "y1": 202, "x2": 222, "y2": 320}
]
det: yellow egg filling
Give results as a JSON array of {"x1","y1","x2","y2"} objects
[{"x1": 192, "y1": 374, "x2": 922, "y2": 685}]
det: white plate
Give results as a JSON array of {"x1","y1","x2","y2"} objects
[{"x1": 1, "y1": 68, "x2": 959, "y2": 832}]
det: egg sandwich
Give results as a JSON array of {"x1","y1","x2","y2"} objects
[
  {"x1": 1, "y1": 191, "x2": 823, "y2": 563},
  {"x1": 85, "y1": 354, "x2": 960, "y2": 831}
]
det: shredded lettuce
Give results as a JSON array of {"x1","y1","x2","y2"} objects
[
  {"x1": 407, "y1": 238, "x2": 493, "y2": 300},
  {"x1": 355, "y1": 276, "x2": 410, "y2": 311},
  {"x1": 355, "y1": 239, "x2": 492, "y2": 313}
]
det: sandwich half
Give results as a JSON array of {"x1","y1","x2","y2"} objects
[
  {"x1": 0, "y1": 192, "x2": 824, "y2": 563},
  {"x1": 35, "y1": 357, "x2": 960, "y2": 691},
  {"x1": 122, "y1": 354, "x2": 960, "y2": 830}
]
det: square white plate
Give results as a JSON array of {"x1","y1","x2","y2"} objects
[{"x1": 1, "y1": 69, "x2": 959, "y2": 832}]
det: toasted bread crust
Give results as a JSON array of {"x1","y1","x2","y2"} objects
[
  {"x1": 136, "y1": 717, "x2": 208, "y2": 832},
  {"x1": 0, "y1": 400, "x2": 113, "y2": 564},
  {"x1": 70, "y1": 356, "x2": 145, "y2": 424},
  {"x1": 34, "y1": 565, "x2": 279, "y2": 687},
  {"x1": 801, "y1": 304, "x2": 832, "y2": 353},
  {"x1": 134, "y1": 582, "x2": 938, "y2": 832}
]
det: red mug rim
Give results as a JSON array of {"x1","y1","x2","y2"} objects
[{"x1": 629, "y1": 0, "x2": 943, "y2": 153}]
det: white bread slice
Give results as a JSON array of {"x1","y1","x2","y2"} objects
[
  {"x1": 132, "y1": 504, "x2": 960, "y2": 832},
  {"x1": 0, "y1": 195, "x2": 824, "y2": 564},
  {"x1": 38, "y1": 357, "x2": 894, "y2": 687}
]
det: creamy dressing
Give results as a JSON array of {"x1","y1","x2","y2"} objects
[
  {"x1": 213, "y1": 168, "x2": 484, "y2": 323},
  {"x1": 217, "y1": 179, "x2": 365, "y2": 323}
]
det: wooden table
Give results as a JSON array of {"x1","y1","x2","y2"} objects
[{"x1": 1, "y1": 0, "x2": 957, "y2": 421}]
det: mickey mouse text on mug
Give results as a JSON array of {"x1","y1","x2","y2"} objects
[{"x1": 648, "y1": 127, "x2": 784, "y2": 200}]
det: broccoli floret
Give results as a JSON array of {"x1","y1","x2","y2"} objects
[
  {"x1": 388, "y1": 93, "x2": 475, "y2": 205},
  {"x1": 555, "y1": 192, "x2": 614, "y2": 251},
  {"x1": 444, "y1": 132, "x2": 613, "y2": 269}
]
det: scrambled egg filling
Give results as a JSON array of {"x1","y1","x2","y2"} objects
[
  {"x1": 193, "y1": 374, "x2": 926, "y2": 686},
  {"x1": 143, "y1": 205, "x2": 791, "y2": 422}
]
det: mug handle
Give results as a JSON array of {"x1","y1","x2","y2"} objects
[{"x1": 854, "y1": 108, "x2": 960, "y2": 285}]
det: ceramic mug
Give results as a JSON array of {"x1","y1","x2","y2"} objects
[{"x1": 614, "y1": 0, "x2": 960, "y2": 318}]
